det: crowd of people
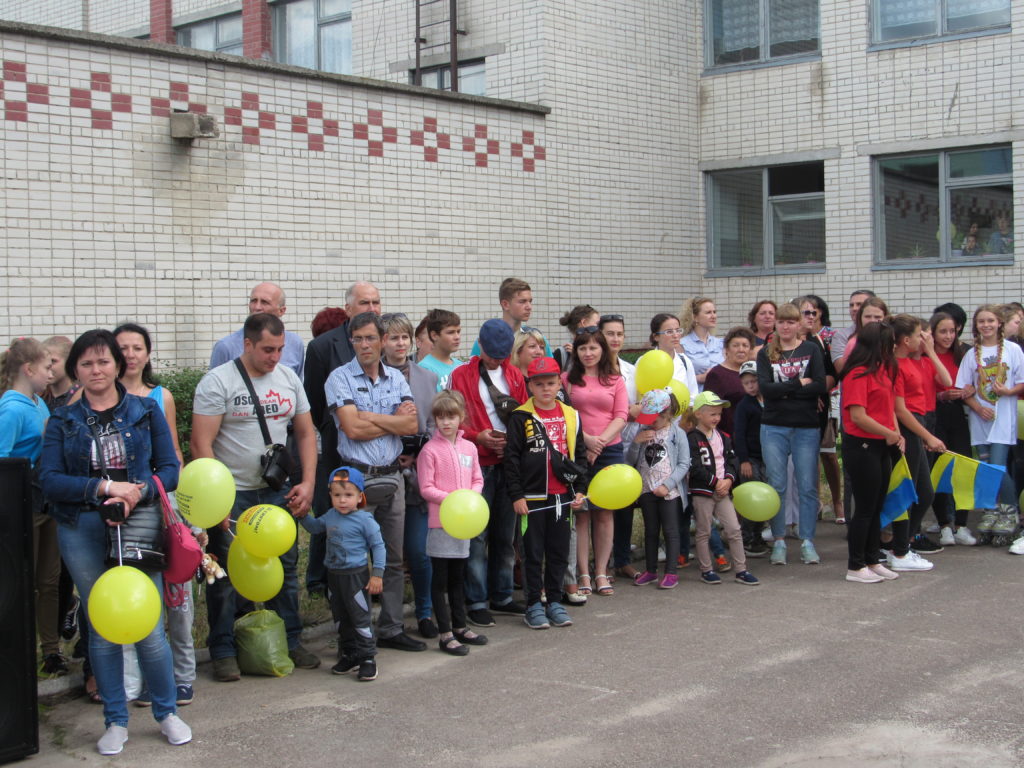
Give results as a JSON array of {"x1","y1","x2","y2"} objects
[{"x1": 4, "y1": 277, "x2": 1024, "y2": 756}]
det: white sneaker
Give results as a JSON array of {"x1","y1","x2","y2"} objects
[
  {"x1": 953, "y1": 527, "x2": 977, "y2": 546},
  {"x1": 938, "y1": 526, "x2": 956, "y2": 547},
  {"x1": 889, "y1": 552, "x2": 934, "y2": 571},
  {"x1": 159, "y1": 714, "x2": 192, "y2": 746},
  {"x1": 868, "y1": 563, "x2": 899, "y2": 580},
  {"x1": 1009, "y1": 535, "x2": 1024, "y2": 555},
  {"x1": 97, "y1": 725, "x2": 128, "y2": 755},
  {"x1": 761, "y1": 527, "x2": 774, "y2": 543},
  {"x1": 657, "y1": 547, "x2": 666, "y2": 563},
  {"x1": 925, "y1": 523, "x2": 941, "y2": 534},
  {"x1": 846, "y1": 567, "x2": 883, "y2": 583}
]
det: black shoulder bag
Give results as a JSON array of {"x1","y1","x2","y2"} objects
[
  {"x1": 234, "y1": 358, "x2": 293, "y2": 491},
  {"x1": 479, "y1": 362, "x2": 521, "y2": 426},
  {"x1": 88, "y1": 415, "x2": 166, "y2": 572},
  {"x1": 531, "y1": 413, "x2": 588, "y2": 487}
]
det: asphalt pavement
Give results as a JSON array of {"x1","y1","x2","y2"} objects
[{"x1": 25, "y1": 521, "x2": 1024, "y2": 767}]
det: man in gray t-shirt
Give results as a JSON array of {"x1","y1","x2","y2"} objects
[{"x1": 191, "y1": 313, "x2": 320, "y2": 680}]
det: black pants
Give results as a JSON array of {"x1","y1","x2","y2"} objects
[
  {"x1": 932, "y1": 400, "x2": 972, "y2": 527},
  {"x1": 522, "y1": 495, "x2": 572, "y2": 606},
  {"x1": 843, "y1": 433, "x2": 893, "y2": 570},
  {"x1": 327, "y1": 567, "x2": 376, "y2": 661},
  {"x1": 430, "y1": 556, "x2": 467, "y2": 634},
  {"x1": 892, "y1": 415, "x2": 934, "y2": 555},
  {"x1": 638, "y1": 492, "x2": 681, "y2": 575}
]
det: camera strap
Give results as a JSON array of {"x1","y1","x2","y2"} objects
[{"x1": 234, "y1": 357, "x2": 273, "y2": 448}]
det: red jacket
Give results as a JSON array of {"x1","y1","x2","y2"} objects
[{"x1": 449, "y1": 357, "x2": 528, "y2": 467}]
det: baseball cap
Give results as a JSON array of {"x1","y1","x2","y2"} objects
[
  {"x1": 739, "y1": 361, "x2": 758, "y2": 377},
  {"x1": 478, "y1": 318, "x2": 515, "y2": 359},
  {"x1": 526, "y1": 356, "x2": 561, "y2": 380},
  {"x1": 692, "y1": 390, "x2": 730, "y2": 410},
  {"x1": 636, "y1": 388, "x2": 671, "y2": 425},
  {"x1": 329, "y1": 466, "x2": 366, "y2": 492}
]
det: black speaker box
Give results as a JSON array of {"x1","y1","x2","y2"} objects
[{"x1": 0, "y1": 458, "x2": 39, "y2": 763}]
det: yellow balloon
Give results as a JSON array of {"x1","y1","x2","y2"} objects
[
  {"x1": 1018, "y1": 400, "x2": 1024, "y2": 440},
  {"x1": 88, "y1": 566, "x2": 162, "y2": 645},
  {"x1": 439, "y1": 489, "x2": 490, "y2": 539},
  {"x1": 635, "y1": 350, "x2": 674, "y2": 394},
  {"x1": 237, "y1": 504, "x2": 297, "y2": 559},
  {"x1": 667, "y1": 379, "x2": 690, "y2": 413},
  {"x1": 588, "y1": 464, "x2": 643, "y2": 510},
  {"x1": 228, "y1": 539, "x2": 284, "y2": 602},
  {"x1": 176, "y1": 458, "x2": 236, "y2": 529}
]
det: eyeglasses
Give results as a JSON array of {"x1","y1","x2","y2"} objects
[
  {"x1": 380, "y1": 312, "x2": 408, "y2": 324},
  {"x1": 575, "y1": 326, "x2": 600, "y2": 335},
  {"x1": 802, "y1": 310, "x2": 819, "y2": 317},
  {"x1": 656, "y1": 328, "x2": 683, "y2": 335},
  {"x1": 600, "y1": 314, "x2": 624, "y2": 324},
  {"x1": 351, "y1": 335, "x2": 380, "y2": 345}
]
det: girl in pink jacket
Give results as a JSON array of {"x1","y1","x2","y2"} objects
[{"x1": 417, "y1": 390, "x2": 486, "y2": 656}]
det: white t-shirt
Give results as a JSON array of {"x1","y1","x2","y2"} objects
[
  {"x1": 193, "y1": 361, "x2": 310, "y2": 489},
  {"x1": 672, "y1": 352, "x2": 698, "y2": 407},
  {"x1": 478, "y1": 364, "x2": 510, "y2": 432},
  {"x1": 617, "y1": 358, "x2": 638, "y2": 404},
  {"x1": 955, "y1": 340, "x2": 1024, "y2": 446}
]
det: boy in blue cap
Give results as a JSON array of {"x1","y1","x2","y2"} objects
[{"x1": 296, "y1": 466, "x2": 386, "y2": 680}]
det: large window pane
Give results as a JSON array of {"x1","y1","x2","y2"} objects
[
  {"x1": 282, "y1": 0, "x2": 317, "y2": 69},
  {"x1": 711, "y1": 0, "x2": 761, "y2": 65},
  {"x1": 880, "y1": 155, "x2": 941, "y2": 260},
  {"x1": 319, "y1": 19, "x2": 352, "y2": 74},
  {"x1": 768, "y1": 0, "x2": 818, "y2": 58},
  {"x1": 877, "y1": 0, "x2": 937, "y2": 42},
  {"x1": 712, "y1": 170, "x2": 764, "y2": 268},
  {"x1": 771, "y1": 197, "x2": 824, "y2": 265},
  {"x1": 947, "y1": 0, "x2": 1010, "y2": 33}
]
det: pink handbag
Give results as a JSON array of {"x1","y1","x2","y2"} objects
[{"x1": 154, "y1": 476, "x2": 203, "y2": 606}]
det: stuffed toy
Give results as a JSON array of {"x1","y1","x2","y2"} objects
[{"x1": 201, "y1": 552, "x2": 227, "y2": 585}]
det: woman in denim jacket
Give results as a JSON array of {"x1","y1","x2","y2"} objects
[{"x1": 38, "y1": 329, "x2": 190, "y2": 756}]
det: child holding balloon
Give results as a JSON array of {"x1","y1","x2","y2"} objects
[
  {"x1": 505, "y1": 357, "x2": 588, "y2": 630},
  {"x1": 296, "y1": 466, "x2": 385, "y2": 681},
  {"x1": 417, "y1": 390, "x2": 488, "y2": 655},
  {"x1": 686, "y1": 391, "x2": 760, "y2": 586}
]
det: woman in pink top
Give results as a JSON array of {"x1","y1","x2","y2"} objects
[{"x1": 562, "y1": 328, "x2": 628, "y2": 596}]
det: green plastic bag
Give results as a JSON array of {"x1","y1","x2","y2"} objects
[{"x1": 234, "y1": 610, "x2": 294, "y2": 677}]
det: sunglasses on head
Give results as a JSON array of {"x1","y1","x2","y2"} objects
[
  {"x1": 380, "y1": 312, "x2": 408, "y2": 324},
  {"x1": 575, "y1": 326, "x2": 600, "y2": 335},
  {"x1": 600, "y1": 314, "x2": 624, "y2": 324}
]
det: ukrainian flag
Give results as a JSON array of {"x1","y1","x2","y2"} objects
[
  {"x1": 930, "y1": 452, "x2": 1005, "y2": 511},
  {"x1": 881, "y1": 455, "x2": 917, "y2": 528}
]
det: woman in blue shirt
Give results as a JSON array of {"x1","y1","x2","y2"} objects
[{"x1": 679, "y1": 297, "x2": 724, "y2": 389}]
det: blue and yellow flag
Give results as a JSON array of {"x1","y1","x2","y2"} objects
[
  {"x1": 880, "y1": 455, "x2": 917, "y2": 528},
  {"x1": 930, "y1": 452, "x2": 1005, "y2": 511}
]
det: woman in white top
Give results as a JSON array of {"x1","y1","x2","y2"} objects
[
  {"x1": 649, "y1": 313, "x2": 698, "y2": 406},
  {"x1": 679, "y1": 298, "x2": 724, "y2": 388}
]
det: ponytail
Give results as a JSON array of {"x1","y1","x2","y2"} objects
[{"x1": 0, "y1": 338, "x2": 46, "y2": 394}]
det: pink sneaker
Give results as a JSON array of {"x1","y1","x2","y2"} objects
[
  {"x1": 633, "y1": 571, "x2": 658, "y2": 586},
  {"x1": 658, "y1": 574, "x2": 679, "y2": 589}
]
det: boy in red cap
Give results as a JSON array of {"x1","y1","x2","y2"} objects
[{"x1": 504, "y1": 357, "x2": 588, "y2": 629}]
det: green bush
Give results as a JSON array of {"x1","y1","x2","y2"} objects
[{"x1": 159, "y1": 366, "x2": 207, "y2": 463}]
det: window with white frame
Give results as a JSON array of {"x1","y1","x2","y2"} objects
[
  {"x1": 412, "y1": 60, "x2": 486, "y2": 96},
  {"x1": 874, "y1": 0, "x2": 1010, "y2": 44},
  {"x1": 706, "y1": 0, "x2": 819, "y2": 67},
  {"x1": 876, "y1": 146, "x2": 1013, "y2": 264},
  {"x1": 707, "y1": 162, "x2": 825, "y2": 271},
  {"x1": 275, "y1": 0, "x2": 352, "y2": 75},
  {"x1": 176, "y1": 13, "x2": 243, "y2": 55}
]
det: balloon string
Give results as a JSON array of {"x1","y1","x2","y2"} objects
[{"x1": 116, "y1": 524, "x2": 123, "y2": 567}]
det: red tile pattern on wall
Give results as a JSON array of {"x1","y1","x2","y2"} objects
[{"x1": 0, "y1": 60, "x2": 547, "y2": 172}]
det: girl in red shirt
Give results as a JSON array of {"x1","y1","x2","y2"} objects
[{"x1": 840, "y1": 322, "x2": 905, "y2": 584}]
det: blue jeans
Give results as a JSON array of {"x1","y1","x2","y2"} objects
[
  {"x1": 58, "y1": 511, "x2": 177, "y2": 728},
  {"x1": 466, "y1": 464, "x2": 515, "y2": 610},
  {"x1": 761, "y1": 424, "x2": 821, "y2": 541},
  {"x1": 403, "y1": 502, "x2": 432, "y2": 620},
  {"x1": 976, "y1": 442, "x2": 1017, "y2": 506},
  {"x1": 206, "y1": 487, "x2": 301, "y2": 660}
]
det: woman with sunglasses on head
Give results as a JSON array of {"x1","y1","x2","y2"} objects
[
  {"x1": 563, "y1": 328, "x2": 628, "y2": 596},
  {"x1": 649, "y1": 313, "x2": 698, "y2": 407},
  {"x1": 554, "y1": 305, "x2": 599, "y2": 372},
  {"x1": 679, "y1": 298, "x2": 724, "y2": 390}
]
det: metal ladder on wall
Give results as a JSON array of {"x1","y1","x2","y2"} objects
[{"x1": 413, "y1": 0, "x2": 462, "y2": 92}]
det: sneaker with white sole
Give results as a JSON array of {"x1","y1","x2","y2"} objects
[
  {"x1": 761, "y1": 527, "x2": 774, "y2": 543},
  {"x1": 846, "y1": 567, "x2": 883, "y2": 583},
  {"x1": 159, "y1": 714, "x2": 192, "y2": 746},
  {"x1": 800, "y1": 540, "x2": 820, "y2": 564},
  {"x1": 770, "y1": 540, "x2": 787, "y2": 565},
  {"x1": 868, "y1": 563, "x2": 899, "y2": 580},
  {"x1": 97, "y1": 725, "x2": 128, "y2": 755},
  {"x1": 938, "y1": 526, "x2": 956, "y2": 547},
  {"x1": 1009, "y1": 535, "x2": 1024, "y2": 555},
  {"x1": 889, "y1": 551, "x2": 934, "y2": 571},
  {"x1": 524, "y1": 602, "x2": 550, "y2": 630},
  {"x1": 954, "y1": 527, "x2": 978, "y2": 546}
]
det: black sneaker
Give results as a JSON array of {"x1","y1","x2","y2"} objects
[
  {"x1": 377, "y1": 632, "x2": 427, "y2": 652},
  {"x1": 60, "y1": 596, "x2": 80, "y2": 640},
  {"x1": 744, "y1": 540, "x2": 769, "y2": 557},
  {"x1": 289, "y1": 644, "x2": 322, "y2": 669},
  {"x1": 41, "y1": 653, "x2": 69, "y2": 676},
  {"x1": 417, "y1": 617, "x2": 439, "y2": 639},
  {"x1": 466, "y1": 608, "x2": 495, "y2": 627},
  {"x1": 700, "y1": 570, "x2": 722, "y2": 585},
  {"x1": 489, "y1": 600, "x2": 526, "y2": 616},
  {"x1": 332, "y1": 655, "x2": 359, "y2": 675},
  {"x1": 357, "y1": 659, "x2": 377, "y2": 681},
  {"x1": 911, "y1": 535, "x2": 944, "y2": 554}
]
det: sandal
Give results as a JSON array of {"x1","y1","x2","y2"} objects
[
  {"x1": 578, "y1": 575, "x2": 593, "y2": 596},
  {"x1": 453, "y1": 628, "x2": 488, "y2": 646},
  {"x1": 438, "y1": 635, "x2": 468, "y2": 656},
  {"x1": 85, "y1": 676, "x2": 102, "y2": 704},
  {"x1": 595, "y1": 574, "x2": 614, "y2": 596}
]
